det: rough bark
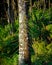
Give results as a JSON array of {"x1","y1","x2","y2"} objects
[{"x1": 18, "y1": 0, "x2": 31, "y2": 65}]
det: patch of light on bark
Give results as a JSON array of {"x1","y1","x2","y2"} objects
[
  {"x1": 26, "y1": 37, "x2": 28, "y2": 40},
  {"x1": 21, "y1": 30, "x2": 24, "y2": 33},
  {"x1": 19, "y1": 14, "x2": 23, "y2": 23},
  {"x1": 19, "y1": 51, "x2": 24, "y2": 55},
  {"x1": 19, "y1": 48, "x2": 23, "y2": 50},
  {"x1": 19, "y1": 34, "x2": 22, "y2": 37},
  {"x1": 19, "y1": 55, "x2": 24, "y2": 65},
  {"x1": 19, "y1": 51, "x2": 24, "y2": 64},
  {"x1": 20, "y1": 43, "x2": 23, "y2": 46},
  {"x1": 8, "y1": 19, "x2": 9, "y2": 23},
  {"x1": 19, "y1": 38, "x2": 24, "y2": 43}
]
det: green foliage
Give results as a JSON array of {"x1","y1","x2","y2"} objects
[
  {"x1": 0, "y1": 34, "x2": 18, "y2": 57},
  {"x1": 29, "y1": 7, "x2": 52, "y2": 43},
  {"x1": 0, "y1": 54, "x2": 18, "y2": 65},
  {"x1": 0, "y1": 4, "x2": 52, "y2": 65},
  {"x1": 31, "y1": 41, "x2": 52, "y2": 65},
  {"x1": 0, "y1": 19, "x2": 19, "y2": 57},
  {"x1": 0, "y1": 19, "x2": 19, "y2": 65},
  {"x1": 0, "y1": 19, "x2": 19, "y2": 38}
]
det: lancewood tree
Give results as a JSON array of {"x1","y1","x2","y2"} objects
[{"x1": 18, "y1": 0, "x2": 31, "y2": 65}]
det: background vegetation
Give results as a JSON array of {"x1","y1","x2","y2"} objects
[{"x1": 0, "y1": 0, "x2": 52, "y2": 65}]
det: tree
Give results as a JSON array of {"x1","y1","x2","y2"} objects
[
  {"x1": 18, "y1": 0, "x2": 31, "y2": 65},
  {"x1": 7, "y1": 0, "x2": 15, "y2": 34},
  {"x1": 10, "y1": 0, "x2": 16, "y2": 33}
]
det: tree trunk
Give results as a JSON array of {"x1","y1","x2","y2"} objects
[
  {"x1": 7, "y1": 0, "x2": 10, "y2": 24},
  {"x1": 18, "y1": 0, "x2": 31, "y2": 65},
  {"x1": 10, "y1": 0, "x2": 16, "y2": 33},
  {"x1": 10, "y1": 0, "x2": 17, "y2": 20},
  {"x1": 7, "y1": 0, "x2": 15, "y2": 34}
]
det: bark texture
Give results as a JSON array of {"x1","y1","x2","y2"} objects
[{"x1": 18, "y1": 0, "x2": 31, "y2": 65}]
